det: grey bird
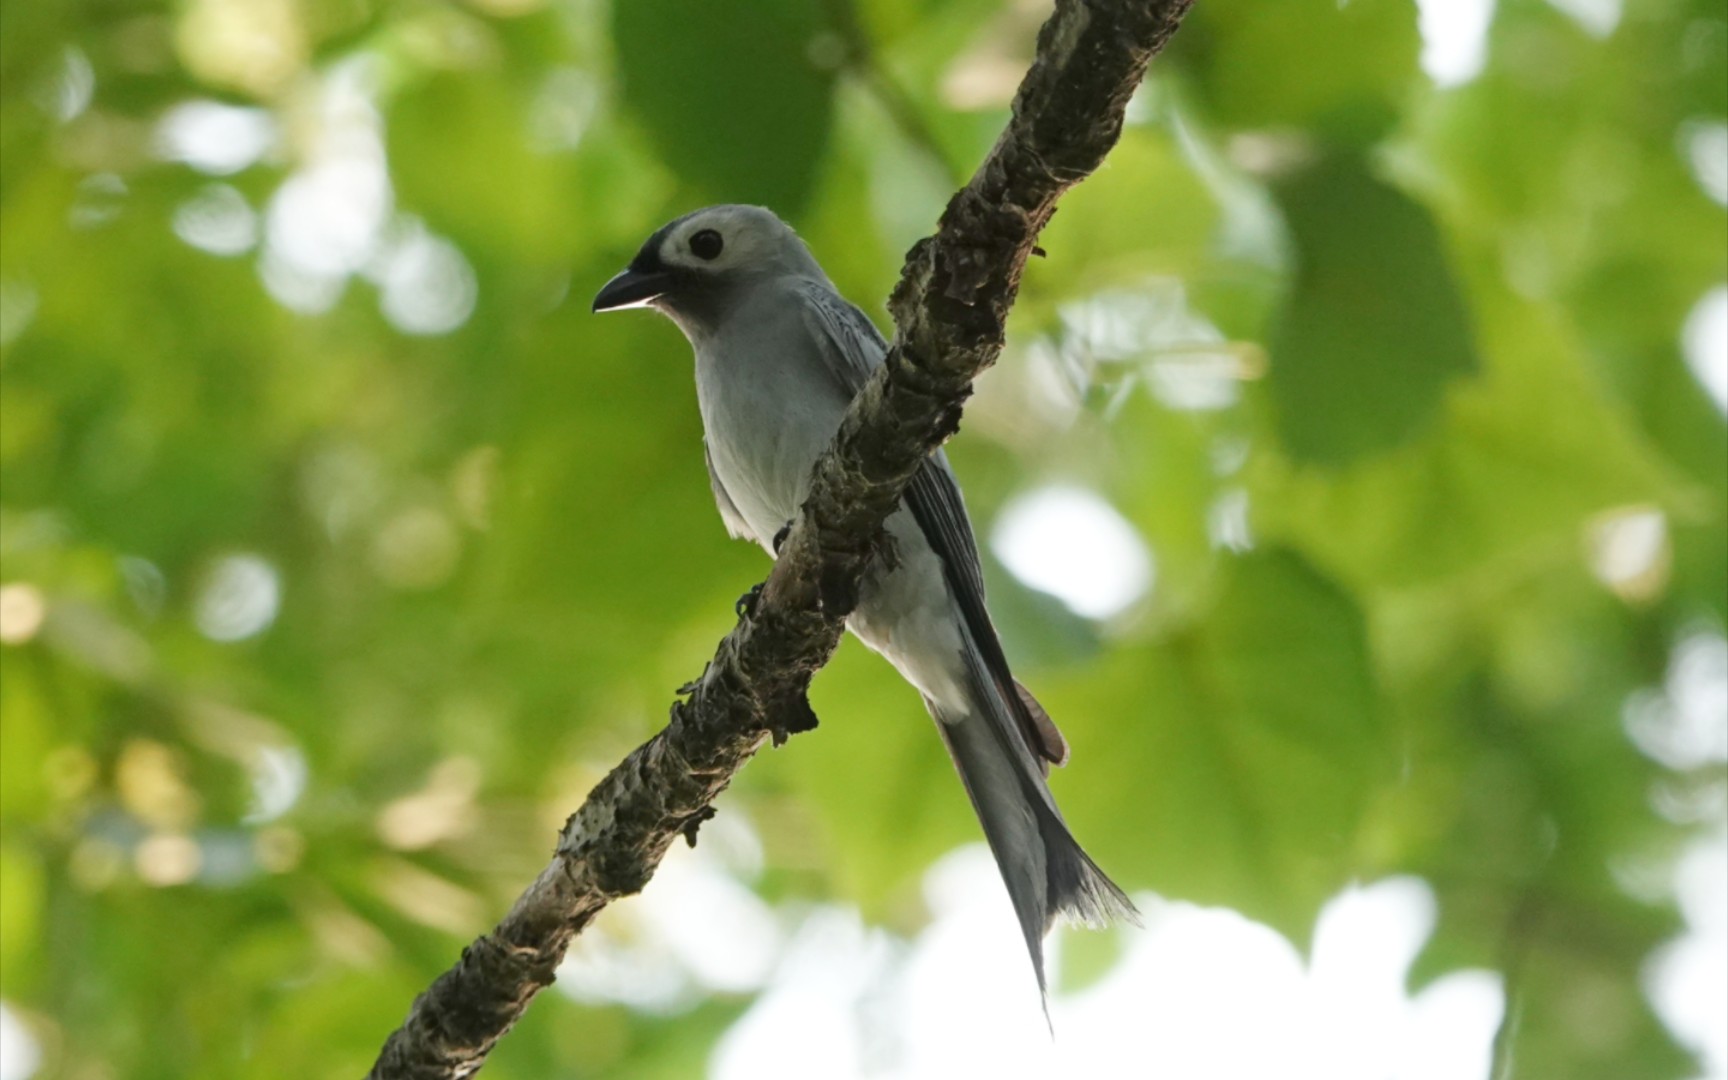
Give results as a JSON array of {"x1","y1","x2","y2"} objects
[{"x1": 593, "y1": 205, "x2": 1135, "y2": 999}]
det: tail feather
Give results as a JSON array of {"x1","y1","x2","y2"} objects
[
  {"x1": 927, "y1": 658, "x2": 1136, "y2": 1001},
  {"x1": 1040, "y1": 811, "x2": 1138, "y2": 930}
]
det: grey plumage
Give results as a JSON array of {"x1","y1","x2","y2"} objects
[{"x1": 594, "y1": 205, "x2": 1135, "y2": 999}]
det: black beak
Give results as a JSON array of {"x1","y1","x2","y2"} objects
[{"x1": 592, "y1": 267, "x2": 672, "y2": 313}]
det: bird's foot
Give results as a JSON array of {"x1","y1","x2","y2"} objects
[
  {"x1": 866, "y1": 524, "x2": 900, "y2": 574},
  {"x1": 735, "y1": 583, "x2": 765, "y2": 620}
]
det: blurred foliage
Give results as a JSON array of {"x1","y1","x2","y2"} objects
[{"x1": 1, "y1": 0, "x2": 1724, "y2": 1077}]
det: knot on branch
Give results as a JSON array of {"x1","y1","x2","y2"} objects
[
  {"x1": 888, "y1": 239, "x2": 937, "y2": 325},
  {"x1": 933, "y1": 195, "x2": 1034, "y2": 305},
  {"x1": 767, "y1": 689, "x2": 820, "y2": 746},
  {"x1": 589, "y1": 847, "x2": 656, "y2": 898},
  {"x1": 470, "y1": 935, "x2": 561, "y2": 994},
  {"x1": 679, "y1": 806, "x2": 717, "y2": 847}
]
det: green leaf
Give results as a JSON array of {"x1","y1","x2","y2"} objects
[
  {"x1": 1029, "y1": 123, "x2": 1221, "y2": 287},
  {"x1": 1252, "y1": 260, "x2": 1693, "y2": 591},
  {"x1": 387, "y1": 69, "x2": 581, "y2": 263},
  {"x1": 787, "y1": 640, "x2": 977, "y2": 918},
  {"x1": 0, "y1": 842, "x2": 43, "y2": 990},
  {"x1": 1046, "y1": 548, "x2": 1385, "y2": 944},
  {"x1": 1267, "y1": 152, "x2": 1480, "y2": 466},
  {"x1": 1174, "y1": 0, "x2": 1419, "y2": 145},
  {"x1": 611, "y1": 0, "x2": 837, "y2": 215}
]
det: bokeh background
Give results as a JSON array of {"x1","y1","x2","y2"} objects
[{"x1": 1, "y1": 0, "x2": 1724, "y2": 1077}]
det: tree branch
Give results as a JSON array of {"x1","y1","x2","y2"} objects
[{"x1": 367, "y1": 2, "x2": 1191, "y2": 1075}]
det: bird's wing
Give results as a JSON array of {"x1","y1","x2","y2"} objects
[
  {"x1": 794, "y1": 280, "x2": 1067, "y2": 768},
  {"x1": 705, "y1": 440, "x2": 755, "y2": 542}
]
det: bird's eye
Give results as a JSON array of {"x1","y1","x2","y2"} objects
[{"x1": 689, "y1": 229, "x2": 724, "y2": 261}]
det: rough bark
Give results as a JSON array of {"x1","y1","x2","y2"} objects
[{"x1": 368, "y1": 2, "x2": 1192, "y2": 1075}]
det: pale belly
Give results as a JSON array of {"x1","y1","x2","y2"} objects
[
  {"x1": 847, "y1": 507, "x2": 972, "y2": 715},
  {"x1": 706, "y1": 433, "x2": 971, "y2": 714}
]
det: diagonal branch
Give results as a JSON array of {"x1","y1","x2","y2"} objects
[{"x1": 368, "y1": 2, "x2": 1191, "y2": 1075}]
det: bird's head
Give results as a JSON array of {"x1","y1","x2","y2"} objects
[{"x1": 591, "y1": 205, "x2": 822, "y2": 326}]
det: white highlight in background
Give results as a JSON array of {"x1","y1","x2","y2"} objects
[
  {"x1": 0, "y1": 1003, "x2": 40, "y2": 1080},
  {"x1": 1047, "y1": 284, "x2": 1244, "y2": 414},
  {"x1": 712, "y1": 848, "x2": 1505, "y2": 1080},
  {"x1": 1547, "y1": 0, "x2": 1621, "y2": 38},
  {"x1": 992, "y1": 486, "x2": 1153, "y2": 620},
  {"x1": 1626, "y1": 630, "x2": 1728, "y2": 772},
  {"x1": 560, "y1": 814, "x2": 780, "y2": 1012},
  {"x1": 1683, "y1": 285, "x2": 1728, "y2": 414},
  {"x1": 156, "y1": 101, "x2": 276, "y2": 175},
  {"x1": 709, "y1": 908, "x2": 892, "y2": 1080},
  {"x1": 259, "y1": 61, "x2": 389, "y2": 313},
  {"x1": 1647, "y1": 828, "x2": 1728, "y2": 1080},
  {"x1": 368, "y1": 219, "x2": 478, "y2": 336},
  {"x1": 1682, "y1": 121, "x2": 1728, "y2": 207},
  {"x1": 1586, "y1": 506, "x2": 1670, "y2": 601},
  {"x1": 1209, "y1": 488, "x2": 1254, "y2": 552},
  {"x1": 243, "y1": 745, "x2": 308, "y2": 824},
  {"x1": 195, "y1": 554, "x2": 280, "y2": 642},
  {"x1": 1415, "y1": 0, "x2": 1496, "y2": 87},
  {"x1": 41, "y1": 47, "x2": 94, "y2": 123},
  {"x1": 173, "y1": 184, "x2": 258, "y2": 256}
]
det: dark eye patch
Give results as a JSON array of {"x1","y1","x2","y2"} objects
[{"x1": 689, "y1": 229, "x2": 723, "y2": 260}]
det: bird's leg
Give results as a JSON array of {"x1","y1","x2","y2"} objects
[
  {"x1": 735, "y1": 583, "x2": 765, "y2": 619},
  {"x1": 866, "y1": 522, "x2": 900, "y2": 574},
  {"x1": 771, "y1": 520, "x2": 794, "y2": 554}
]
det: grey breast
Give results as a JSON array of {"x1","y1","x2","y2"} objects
[{"x1": 694, "y1": 277, "x2": 856, "y2": 539}]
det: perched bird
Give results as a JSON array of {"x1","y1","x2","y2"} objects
[{"x1": 593, "y1": 205, "x2": 1135, "y2": 998}]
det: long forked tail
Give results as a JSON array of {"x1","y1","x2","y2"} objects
[{"x1": 927, "y1": 677, "x2": 1137, "y2": 1000}]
